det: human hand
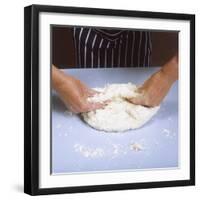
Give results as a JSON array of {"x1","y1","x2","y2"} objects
[
  {"x1": 127, "y1": 56, "x2": 178, "y2": 107},
  {"x1": 52, "y1": 66, "x2": 107, "y2": 113}
]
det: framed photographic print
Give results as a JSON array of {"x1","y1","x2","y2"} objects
[{"x1": 24, "y1": 4, "x2": 195, "y2": 195}]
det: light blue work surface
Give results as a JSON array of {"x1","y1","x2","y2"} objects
[{"x1": 52, "y1": 68, "x2": 178, "y2": 174}]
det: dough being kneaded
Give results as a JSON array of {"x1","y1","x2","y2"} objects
[{"x1": 81, "y1": 83, "x2": 160, "y2": 132}]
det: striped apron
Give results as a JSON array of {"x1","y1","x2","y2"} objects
[{"x1": 73, "y1": 27, "x2": 152, "y2": 68}]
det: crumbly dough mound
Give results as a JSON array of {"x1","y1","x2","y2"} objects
[{"x1": 81, "y1": 83, "x2": 160, "y2": 132}]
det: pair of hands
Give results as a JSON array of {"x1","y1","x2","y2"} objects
[{"x1": 53, "y1": 56, "x2": 178, "y2": 113}]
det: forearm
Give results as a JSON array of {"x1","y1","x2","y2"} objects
[
  {"x1": 128, "y1": 54, "x2": 178, "y2": 107},
  {"x1": 160, "y1": 55, "x2": 178, "y2": 84},
  {"x1": 52, "y1": 65, "x2": 71, "y2": 91},
  {"x1": 52, "y1": 65, "x2": 106, "y2": 113}
]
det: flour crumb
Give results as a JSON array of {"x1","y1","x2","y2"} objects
[
  {"x1": 111, "y1": 144, "x2": 127, "y2": 157},
  {"x1": 162, "y1": 128, "x2": 175, "y2": 139},
  {"x1": 74, "y1": 144, "x2": 104, "y2": 158},
  {"x1": 163, "y1": 128, "x2": 171, "y2": 137},
  {"x1": 130, "y1": 143, "x2": 143, "y2": 152},
  {"x1": 163, "y1": 128, "x2": 170, "y2": 134}
]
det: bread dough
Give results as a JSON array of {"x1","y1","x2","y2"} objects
[{"x1": 81, "y1": 83, "x2": 160, "y2": 132}]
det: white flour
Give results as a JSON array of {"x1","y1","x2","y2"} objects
[
  {"x1": 74, "y1": 144, "x2": 104, "y2": 158},
  {"x1": 130, "y1": 143, "x2": 143, "y2": 152},
  {"x1": 82, "y1": 83, "x2": 160, "y2": 132},
  {"x1": 162, "y1": 128, "x2": 175, "y2": 139}
]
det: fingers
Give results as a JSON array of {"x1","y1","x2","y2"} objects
[
  {"x1": 86, "y1": 101, "x2": 109, "y2": 112},
  {"x1": 67, "y1": 94, "x2": 110, "y2": 114},
  {"x1": 86, "y1": 89, "x2": 100, "y2": 97},
  {"x1": 70, "y1": 100, "x2": 109, "y2": 114},
  {"x1": 89, "y1": 102, "x2": 105, "y2": 111},
  {"x1": 80, "y1": 99, "x2": 111, "y2": 113},
  {"x1": 81, "y1": 86, "x2": 99, "y2": 97}
]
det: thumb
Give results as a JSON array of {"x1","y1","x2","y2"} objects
[{"x1": 126, "y1": 96, "x2": 145, "y2": 105}]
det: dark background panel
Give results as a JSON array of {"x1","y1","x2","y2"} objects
[
  {"x1": 52, "y1": 27, "x2": 76, "y2": 68},
  {"x1": 151, "y1": 32, "x2": 178, "y2": 66},
  {"x1": 52, "y1": 27, "x2": 178, "y2": 68}
]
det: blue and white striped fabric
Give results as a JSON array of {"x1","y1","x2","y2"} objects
[{"x1": 73, "y1": 27, "x2": 152, "y2": 68}]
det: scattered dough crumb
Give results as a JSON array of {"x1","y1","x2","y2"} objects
[
  {"x1": 163, "y1": 128, "x2": 170, "y2": 134},
  {"x1": 162, "y1": 128, "x2": 171, "y2": 137},
  {"x1": 74, "y1": 144, "x2": 104, "y2": 158},
  {"x1": 130, "y1": 143, "x2": 143, "y2": 152},
  {"x1": 112, "y1": 144, "x2": 127, "y2": 157},
  {"x1": 162, "y1": 128, "x2": 176, "y2": 139}
]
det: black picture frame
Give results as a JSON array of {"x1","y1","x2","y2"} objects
[{"x1": 24, "y1": 4, "x2": 195, "y2": 196}]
